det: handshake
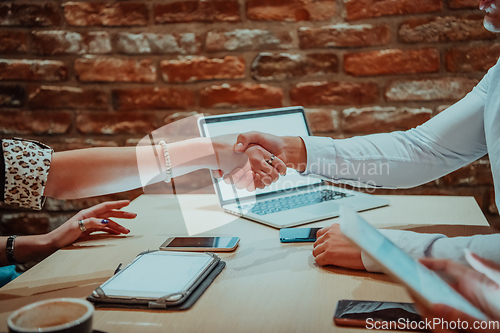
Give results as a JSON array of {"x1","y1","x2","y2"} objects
[{"x1": 206, "y1": 131, "x2": 305, "y2": 192}]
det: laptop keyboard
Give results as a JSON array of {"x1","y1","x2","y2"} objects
[{"x1": 239, "y1": 189, "x2": 353, "y2": 216}]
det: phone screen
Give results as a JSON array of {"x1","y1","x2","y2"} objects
[
  {"x1": 334, "y1": 300, "x2": 425, "y2": 331},
  {"x1": 165, "y1": 237, "x2": 236, "y2": 248},
  {"x1": 279, "y1": 228, "x2": 322, "y2": 242}
]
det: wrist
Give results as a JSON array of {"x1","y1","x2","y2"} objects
[
  {"x1": 42, "y1": 232, "x2": 60, "y2": 252},
  {"x1": 283, "y1": 136, "x2": 307, "y2": 172}
]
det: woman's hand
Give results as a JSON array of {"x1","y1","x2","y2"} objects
[
  {"x1": 312, "y1": 224, "x2": 365, "y2": 270},
  {"x1": 46, "y1": 200, "x2": 136, "y2": 250}
]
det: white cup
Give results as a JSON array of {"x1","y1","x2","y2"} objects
[{"x1": 7, "y1": 298, "x2": 94, "y2": 333}]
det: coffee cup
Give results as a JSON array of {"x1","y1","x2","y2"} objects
[{"x1": 7, "y1": 298, "x2": 94, "y2": 333}]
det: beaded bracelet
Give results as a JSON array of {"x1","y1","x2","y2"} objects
[{"x1": 158, "y1": 140, "x2": 172, "y2": 183}]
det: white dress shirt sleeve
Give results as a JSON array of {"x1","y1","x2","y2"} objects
[{"x1": 300, "y1": 65, "x2": 490, "y2": 187}]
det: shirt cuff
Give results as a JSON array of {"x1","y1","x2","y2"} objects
[
  {"x1": 360, "y1": 229, "x2": 447, "y2": 273},
  {"x1": 299, "y1": 136, "x2": 335, "y2": 176},
  {"x1": 3, "y1": 138, "x2": 53, "y2": 210}
]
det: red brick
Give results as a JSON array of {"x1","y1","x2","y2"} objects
[
  {"x1": 441, "y1": 159, "x2": 493, "y2": 186},
  {"x1": 113, "y1": 88, "x2": 195, "y2": 111},
  {"x1": 305, "y1": 109, "x2": 338, "y2": 133},
  {"x1": 437, "y1": 105, "x2": 452, "y2": 113},
  {"x1": 164, "y1": 111, "x2": 203, "y2": 125},
  {"x1": 155, "y1": 1, "x2": 240, "y2": 23},
  {"x1": 0, "y1": 3, "x2": 60, "y2": 27},
  {"x1": 0, "y1": 85, "x2": 24, "y2": 107},
  {"x1": 299, "y1": 23, "x2": 390, "y2": 49},
  {"x1": 449, "y1": 0, "x2": 480, "y2": 9},
  {"x1": 0, "y1": 110, "x2": 71, "y2": 135},
  {"x1": 345, "y1": 0, "x2": 441, "y2": 21},
  {"x1": 117, "y1": 32, "x2": 201, "y2": 55},
  {"x1": 399, "y1": 15, "x2": 495, "y2": 43},
  {"x1": 246, "y1": 0, "x2": 335, "y2": 22},
  {"x1": 43, "y1": 191, "x2": 140, "y2": 212},
  {"x1": 342, "y1": 106, "x2": 432, "y2": 134},
  {"x1": 488, "y1": 188, "x2": 498, "y2": 215},
  {"x1": 251, "y1": 53, "x2": 338, "y2": 81},
  {"x1": 205, "y1": 29, "x2": 293, "y2": 52},
  {"x1": 63, "y1": 2, "x2": 148, "y2": 26},
  {"x1": 385, "y1": 77, "x2": 478, "y2": 101},
  {"x1": 76, "y1": 112, "x2": 158, "y2": 135},
  {"x1": 32, "y1": 31, "x2": 111, "y2": 55},
  {"x1": 290, "y1": 81, "x2": 378, "y2": 106},
  {"x1": 0, "y1": 60, "x2": 67, "y2": 81},
  {"x1": 0, "y1": 31, "x2": 27, "y2": 53},
  {"x1": 344, "y1": 48, "x2": 440, "y2": 76},
  {"x1": 446, "y1": 44, "x2": 500, "y2": 72},
  {"x1": 161, "y1": 56, "x2": 245, "y2": 83},
  {"x1": 162, "y1": 111, "x2": 206, "y2": 142},
  {"x1": 200, "y1": 83, "x2": 283, "y2": 108},
  {"x1": 28, "y1": 86, "x2": 108, "y2": 110},
  {"x1": 0, "y1": 212, "x2": 72, "y2": 235},
  {"x1": 75, "y1": 57, "x2": 156, "y2": 82}
]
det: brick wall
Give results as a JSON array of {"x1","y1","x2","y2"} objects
[{"x1": 1, "y1": 0, "x2": 499, "y2": 236}]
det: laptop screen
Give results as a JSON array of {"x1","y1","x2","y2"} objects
[{"x1": 199, "y1": 107, "x2": 322, "y2": 204}]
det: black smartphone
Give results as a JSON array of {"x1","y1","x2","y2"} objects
[
  {"x1": 279, "y1": 227, "x2": 322, "y2": 243},
  {"x1": 159, "y1": 237, "x2": 240, "y2": 252},
  {"x1": 334, "y1": 300, "x2": 429, "y2": 332}
]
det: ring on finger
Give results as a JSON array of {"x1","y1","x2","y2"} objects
[
  {"x1": 78, "y1": 219, "x2": 87, "y2": 232},
  {"x1": 265, "y1": 154, "x2": 275, "y2": 166}
]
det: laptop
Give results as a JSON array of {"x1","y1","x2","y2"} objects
[{"x1": 197, "y1": 107, "x2": 389, "y2": 229}]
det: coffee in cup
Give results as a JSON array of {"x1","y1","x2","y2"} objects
[{"x1": 7, "y1": 298, "x2": 94, "y2": 333}]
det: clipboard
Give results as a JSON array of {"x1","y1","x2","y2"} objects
[{"x1": 87, "y1": 251, "x2": 225, "y2": 310}]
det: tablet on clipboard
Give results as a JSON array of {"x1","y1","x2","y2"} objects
[
  {"x1": 338, "y1": 206, "x2": 488, "y2": 321},
  {"x1": 90, "y1": 251, "x2": 221, "y2": 309}
]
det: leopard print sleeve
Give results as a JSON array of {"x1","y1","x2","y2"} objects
[{"x1": 2, "y1": 138, "x2": 53, "y2": 210}]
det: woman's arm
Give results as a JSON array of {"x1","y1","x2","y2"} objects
[{"x1": 44, "y1": 137, "x2": 248, "y2": 199}]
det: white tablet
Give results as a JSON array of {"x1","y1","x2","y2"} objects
[
  {"x1": 94, "y1": 251, "x2": 218, "y2": 303},
  {"x1": 339, "y1": 206, "x2": 488, "y2": 321}
]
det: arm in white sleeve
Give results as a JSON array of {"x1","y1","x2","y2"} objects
[
  {"x1": 301, "y1": 68, "x2": 491, "y2": 188},
  {"x1": 360, "y1": 230, "x2": 500, "y2": 273},
  {"x1": 360, "y1": 229, "x2": 446, "y2": 273},
  {"x1": 430, "y1": 234, "x2": 500, "y2": 267}
]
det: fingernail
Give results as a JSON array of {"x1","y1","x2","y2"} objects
[
  {"x1": 101, "y1": 219, "x2": 109, "y2": 224},
  {"x1": 236, "y1": 143, "x2": 244, "y2": 151},
  {"x1": 246, "y1": 173, "x2": 253, "y2": 180}
]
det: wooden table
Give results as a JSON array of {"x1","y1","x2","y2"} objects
[{"x1": 0, "y1": 194, "x2": 492, "y2": 333}]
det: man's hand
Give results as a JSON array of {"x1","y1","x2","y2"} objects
[{"x1": 312, "y1": 224, "x2": 364, "y2": 270}]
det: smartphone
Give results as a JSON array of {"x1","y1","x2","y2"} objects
[
  {"x1": 159, "y1": 237, "x2": 240, "y2": 252},
  {"x1": 279, "y1": 227, "x2": 322, "y2": 243},
  {"x1": 334, "y1": 300, "x2": 427, "y2": 331}
]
